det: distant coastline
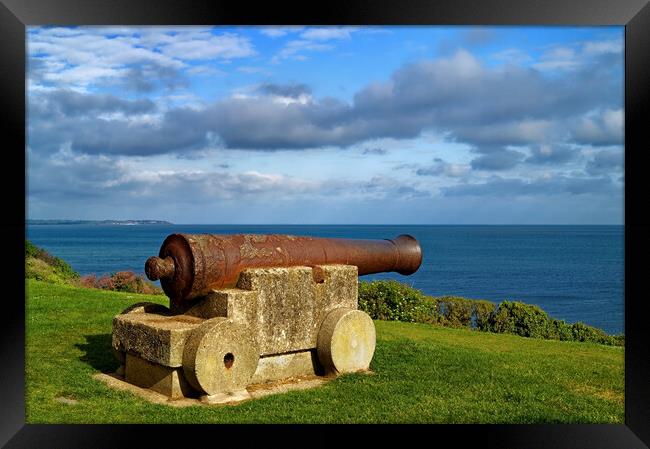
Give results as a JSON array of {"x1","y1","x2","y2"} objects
[{"x1": 27, "y1": 219, "x2": 173, "y2": 226}]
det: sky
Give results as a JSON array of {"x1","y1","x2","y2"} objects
[{"x1": 26, "y1": 26, "x2": 624, "y2": 224}]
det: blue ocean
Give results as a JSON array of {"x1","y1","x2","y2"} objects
[{"x1": 25, "y1": 224, "x2": 624, "y2": 335}]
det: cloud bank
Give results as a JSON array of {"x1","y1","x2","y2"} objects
[{"x1": 26, "y1": 26, "x2": 624, "y2": 223}]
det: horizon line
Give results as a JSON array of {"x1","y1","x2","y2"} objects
[{"x1": 26, "y1": 220, "x2": 624, "y2": 226}]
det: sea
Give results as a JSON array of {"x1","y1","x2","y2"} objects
[{"x1": 25, "y1": 224, "x2": 624, "y2": 335}]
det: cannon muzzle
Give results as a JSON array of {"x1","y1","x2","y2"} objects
[{"x1": 146, "y1": 233, "x2": 422, "y2": 302}]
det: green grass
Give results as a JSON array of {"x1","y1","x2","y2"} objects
[{"x1": 26, "y1": 279, "x2": 624, "y2": 424}]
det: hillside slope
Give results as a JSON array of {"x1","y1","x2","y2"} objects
[{"x1": 25, "y1": 279, "x2": 623, "y2": 424}]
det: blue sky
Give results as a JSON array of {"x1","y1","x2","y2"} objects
[{"x1": 26, "y1": 26, "x2": 624, "y2": 224}]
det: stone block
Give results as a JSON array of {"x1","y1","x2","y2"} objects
[
  {"x1": 184, "y1": 289, "x2": 257, "y2": 320},
  {"x1": 124, "y1": 353, "x2": 195, "y2": 399},
  {"x1": 112, "y1": 313, "x2": 203, "y2": 367},
  {"x1": 250, "y1": 350, "x2": 320, "y2": 384},
  {"x1": 235, "y1": 264, "x2": 358, "y2": 355}
]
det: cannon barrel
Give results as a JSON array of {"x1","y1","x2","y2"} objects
[{"x1": 145, "y1": 233, "x2": 422, "y2": 302}]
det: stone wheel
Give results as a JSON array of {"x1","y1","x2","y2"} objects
[
  {"x1": 317, "y1": 308, "x2": 376, "y2": 374},
  {"x1": 182, "y1": 318, "x2": 259, "y2": 395}
]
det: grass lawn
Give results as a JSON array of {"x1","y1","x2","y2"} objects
[{"x1": 26, "y1": 279, "x2": 624, "y2": 423}]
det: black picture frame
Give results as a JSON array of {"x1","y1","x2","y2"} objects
[{"x1": 3, "y1": 0, "x2": 649, "y2": 447}]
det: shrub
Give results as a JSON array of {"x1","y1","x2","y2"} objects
[
  {"x1": 358, "y1": 281, "x2": 622, "y2": 346},
  {"x1": 78, "y1": 271, "x2": 162, "y2": 295},
  {"x1": 94, "y1": 274, "x2": 115, "y2": 290},
  {"x1": 474, "y1": 300, "x2": 496, "y2": 331},
  {"x1": 358, "y1": 280, "x2": 441, "y2": 323},
  {"x1": 412, "y1": 295, "x2": 442, "y2": 325},
  {"x1": 548, "y1": 319, "x2": 574, "y2": 341},
  {"x1": 571, "y1": 322, "x2": 620, "y2": 346},
  {"x1": 489, "y1": 300, "x2": 553, "y2": 338},
  {"x1": 25, "y1": 239, "x2": 41, "y2": 259},
  {"x1": 77, "y1": 274, "x2": 97, "y2": 289},
  {"x1": 25, "y1": 240, "x2": 79, "y2": 282},
  {"x1": 25, "y1": 257, "x2": 69, "y2": 285},
  {"x1": 485, "y1": 301, "x2": 623, "y2": 346},
  {"x1": 438, "y1": 296, "x2": 473, "y2": 327}
]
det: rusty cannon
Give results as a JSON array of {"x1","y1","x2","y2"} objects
[
  {"x1": 110, "y1": 233, "x2": 422, "y2": 404},
  {"x1": 145, "y1": 233, "x2": 422, "y2": 303}
]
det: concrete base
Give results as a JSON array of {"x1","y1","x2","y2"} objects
[
  {"x1": 94, "y1": 371, "x2": 329, "y2": 407},
  {"x1": 119, "y1": 349, "x2": 322, "y2": 401},
  {"x1": 200, "y1": 390, "x2": 251, "y2": 405}
]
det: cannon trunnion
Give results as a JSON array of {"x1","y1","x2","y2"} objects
[{"x1": 111, "y1": 234, "x2": 422, "y2": 404}]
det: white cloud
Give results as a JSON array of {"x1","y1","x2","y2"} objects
[
  {"x1": 533, "y1": 46, "x2": 581, "y2": 71},
  {"x1": 42, "y1": 65, "x2": 129, "y2": 86},
  {"x1": 30, "y1": 148, "x2": 431, "y2": 205},
  {"x1": 583, "y1": 39, "x2": 623, "y2": 55},
  {"x1": 271, "y1": 40, "x2": 333, "y2": 63},
  {"x1": 299, "y1": 27, "x2": 358, "y2": 41},
  {"x1": 259, "y1": 26, "x2": 305, "y2": 38},
  {"x1": 186, "y1": 65, "x2": 226, "y2": 76},
  {"x1": 490, "y1": 48, "x2": 533, "y2": 66},
  {"x1": 571, "y1": 108, "x2": 623, "y2": 146},
  {"x1": 268, "y1": 26, "x2": 360, "y2": 63},
  {"x1": 236, "y1": 66, "x2": 270, "y2": 74},
  {"x1": 159, "y1": 33, "x2": 255, "y2": 60},
  {"x1": 532, "y1": 38, "x2": 622, "y2": 73},
  {"x1": 28, "y1": 26, "x2": 256, "y2": 90}
]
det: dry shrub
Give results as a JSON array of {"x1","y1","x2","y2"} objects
[{"x1": 78, "y1": 271, "x2": 162, "y2": 295}]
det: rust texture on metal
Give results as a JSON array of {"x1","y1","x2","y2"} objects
[{"x1": 145, "y1": 233, "x2": 422, "y2": 302}]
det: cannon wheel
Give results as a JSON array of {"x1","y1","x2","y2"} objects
[
  {"x1": 317, "y1": 308, "x2": 376, "y2": 375},
  {"x1": 182, "y1": 317, "x2": 260, "y2": 396}
]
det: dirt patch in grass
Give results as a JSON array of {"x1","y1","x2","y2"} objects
[{"x1": 566, "y1": 382, "x2": 624, "y2": 405}]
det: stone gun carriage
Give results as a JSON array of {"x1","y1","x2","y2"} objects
[{"x1": 111, "y1": 233, "x2": 422, "y2": 403}]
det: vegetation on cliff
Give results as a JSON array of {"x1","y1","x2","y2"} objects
[
  {"x1": 358, "y1": 280, "x2": 624, "y2": 346},
  {"x1": 26, "y1": 240, "x2": 161, "y2": 295}
]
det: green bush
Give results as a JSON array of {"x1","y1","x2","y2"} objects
[
  {"x1": 25, "y1": 239, "x2": 79, "y2": 282},
  {"x1": 413, "y1": 295, "x2": 441, "y2": 325},
  {"x1": 486, "y1": 301, "x2": 623, "y2": 346},
  {"x1": 548, "y1": 319, "x2": 574, "y2": 341},
  {"x1": 358, "y1": 280, "x2": 441, "y2": 324},
  {"x1": 571, "y1": 322, "x2": 621, "y2": 346},
  {"x1": 489, "y1": 300, "x2": 554, "y2": 338},
  {"x1": 25, "y1": 239, "x2": 41, "y2": 259},
  {"x1": 358, "y1": 281, "x2": 621, "y2": 346},
  {"x1": 438, "y1": 296, "x2": 473, "y2": 327},
  {"x1": 25, "y1": 257, "x2": 70, "y2": 285},
  {"x1": 474, "y1": 300, "x2": 496, "y2": 331}
]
